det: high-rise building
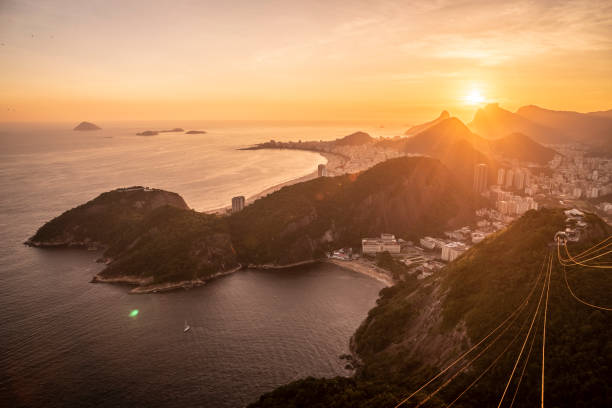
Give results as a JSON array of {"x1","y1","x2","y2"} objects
[
  {"x1": 231, "y1": 196, "x2": 245, "y2": 212},
  {"x1": 514, "y1": 170, "x2": 525, "y2": 190},
  {"x1": 473, "y1": 163, "x2": 488, "y2": 193},
  {"x1": 505, "y1": 169, "x2": 514, "y2": 189},
  {"x1": 497, "y1": 168, "x2": 505, "y2": 185},
  {"x1": 318, "y1": 164, "x2": 327, "y2": 177}
]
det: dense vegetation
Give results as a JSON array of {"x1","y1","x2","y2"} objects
[
  {"x1": 249, "y1": 209, "x2": 612, "y2": 407},
  {"x1": 229, "y1": 156, "x2": 475, "y2": 265},
  {"x1": 30, "y1": 157, "x2": 476, "y2": 285},
  {"x1": 100, "y1": 206, "x2": 237, "y2": 283},
  {"x1": 27, "y1": 187, "x2": 188, "y2": 247}
]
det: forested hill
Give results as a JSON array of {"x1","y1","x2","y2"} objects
[
  {"x1": 26, "y1": 187, "x2": 189, "y2": 249},
  {"x1": 28, "y1": 157, "x2": 478, "y2": 289},
  {"x1": 228, "y1": 156, "x2": 477, "y2": 265},
  {"x1": 249, "y1": 208, "x2": 612, "y2": 407}
]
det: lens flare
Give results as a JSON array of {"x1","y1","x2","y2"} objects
[{"x1": 129, "y1": 309, "x2": 139, "y2": 317}]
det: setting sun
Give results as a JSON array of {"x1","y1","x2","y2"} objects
[
  {"x1": 464, "y1": 89, "x2": 486, "y2": 105},
  {"x1": 1, "y1": 1, "x2": 611, "y2": 408}
]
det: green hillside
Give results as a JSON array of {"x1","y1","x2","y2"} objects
[{"x1": 249, "y1": 209, "x2": 612, "y2": 407}]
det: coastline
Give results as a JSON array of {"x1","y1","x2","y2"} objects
[
  {"x1": 206, "y1": 151, "x2": 348, "y2": 215},
  {"x1": 325, "y1": 258, "x2": 394, "y2": 287},
  {"x1": 91, "y1": 257, "x2": 394, "y2": 295},
  {"x1": 91, "y1": 265, "x2": 244, "y2": 294}
]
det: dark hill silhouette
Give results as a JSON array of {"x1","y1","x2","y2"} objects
[
  {"x1": 587, "y1": 109, "x2": 612, "y2": 118},
  {"x1": 378, "y1": 117, "x2": 497, "y2": 187},
  {"x1": 469, "y1": 103, "x2": 564, "y2": 144},
  {"x1": 516, "y1": 104, "x2": 612, "y2": 145},
  {"x1": 489, "y1": 132, "x2": 557, "y2": 164},
  {"x1": 334, "y1": 131, "x2": 374, "y2": 146},
  {"x1": 404, "y1": 110, "x2": 450, "y2": 136}
]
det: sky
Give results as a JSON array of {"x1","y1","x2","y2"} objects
[{"x1": 1, "y1": 0, "x2": 611, "y2": 123}]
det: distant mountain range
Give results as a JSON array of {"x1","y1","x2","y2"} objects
[
  {"x1": 378, "y1": 114, "x2": 557, "y2": 188},
  {"x1": 469, "y1": 103, "x2": 612, "y2": 147}
]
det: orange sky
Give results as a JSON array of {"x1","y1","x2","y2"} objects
[{"x1": 1, "y1": 0, "x2": 611, "y2": 123}]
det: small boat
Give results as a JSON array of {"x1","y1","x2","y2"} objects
[{"x1": 183, "y1": 320, "x2": 191, "y2": 333}]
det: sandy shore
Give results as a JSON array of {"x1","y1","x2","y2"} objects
[
  {"x1": 326, "y1": 258, "x2": 394, "y2": 287},
  {"x1": 206, "y1": 151, "x2": 347, "y2": 215}
]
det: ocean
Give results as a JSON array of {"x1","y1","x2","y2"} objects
[{"x1": 0, "y1": 121, "x2": 399, "y2": 407}]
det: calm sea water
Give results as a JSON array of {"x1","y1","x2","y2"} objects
[{"x1": 0, "y1": 122, "x2": 391, "y2": 407}]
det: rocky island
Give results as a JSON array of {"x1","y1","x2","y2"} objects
[
  {"x1": 73, "y1": 121, "x2": 101, "y2": 131},
  {"x1": 27, "y1": 157, "x2": 479, "y2": 293},
  {"x1": 135, "y1": 128, "x2": 204, "y2": 136}
]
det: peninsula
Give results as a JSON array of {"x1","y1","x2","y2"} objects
[{"x1": 27, "y1": 157, "x2": 478, "y2": 293}]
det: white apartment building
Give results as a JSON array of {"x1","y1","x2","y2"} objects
[
  {"x1": 441, "y1": 242, "x2": 467, "y2": 262},
  {"x1": 362, "y1": 234, "x2": 401, "y2": 254}
]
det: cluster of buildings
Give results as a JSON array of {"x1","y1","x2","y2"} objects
[
  {"x1": 490, "y1": 188, "x2": 539, "y2": 216},
  {"x1": 546, "y1": 150, "x2": 612, "y2": 200},
  {"x1": 257, "y1": 138, "x2": 405, "y2": 176},
  {"x1": 555, "y1": 208, "x2": 588, "y2": 243},
  {"x1": 358, "y1": 225, "x2": 495, "y2": 279}
]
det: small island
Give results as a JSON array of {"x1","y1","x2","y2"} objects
[
  {"x1": 185, "y1": 130, "x2": 206, "y2": 134},
  {"x1": 136, "y1": 128, "x2": 194, "y2": 136},
  {"x1": 136, "y1": 130, "x2": 158, "y2": 136},
  {"x1": 73, "y1": 121, "x2": 101, "y2": 131}
]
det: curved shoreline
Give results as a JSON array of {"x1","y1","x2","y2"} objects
[
  {"x1": 325, "y1": 258, "x2": 394, "y2": 287},
  {"x1": 205, "y1": 151, "x2": 348, "y2": 214}
]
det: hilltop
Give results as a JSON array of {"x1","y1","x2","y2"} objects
[
  {"x1": 378, "y1": 117, "x2": 497, "y2": 186},
  {"x1": 26, "y1": 186, "x2": 189, "y2": 249},
  {"x1": 28, "y1": 157, "x2": 477, "y2": 291},
  {"x1": 334, "y1": 131, "x2": 374, "y2": 146},
  {"x1": 249, "y1": 208, "x2": 612, "y2": 407},
  {"x1": 488, "y1": 132, "x2": 557, "y2": 164},
  {"x1": 404, "y1": 110, "x2": 450, "y2": 137}
]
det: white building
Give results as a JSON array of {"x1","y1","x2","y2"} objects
[
  {"x1": 441, "y1": 242, "x2": 467, "y2": 262},
  {"x1": 362, "y1": 233, "x2": 401, "y2": 254}
]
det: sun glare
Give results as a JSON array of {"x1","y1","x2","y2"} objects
[{"x1": 464, "y1": 89, "x2": 485, "y2": 105}]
